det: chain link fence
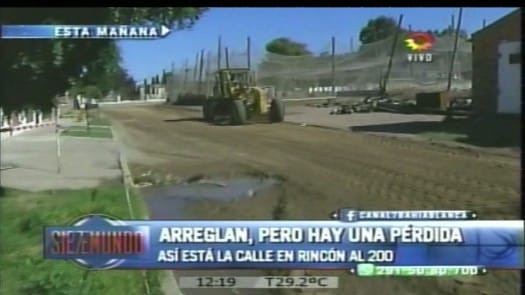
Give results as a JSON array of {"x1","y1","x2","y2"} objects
[{"x1": 166, "y1": 33, "x2": 472, "y2": 103}]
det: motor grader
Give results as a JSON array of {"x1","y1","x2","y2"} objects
[{"x1": 202, "y1": 68, "x2": 285, "y2": 125}]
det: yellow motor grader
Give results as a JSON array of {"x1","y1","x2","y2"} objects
[{"x1": 202, "y1": 68, "x2": 284, "y2": 125}]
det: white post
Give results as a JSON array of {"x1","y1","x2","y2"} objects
[
  {"x1": 10, "y1": 112, "x2": 16, "y2": 135},
  {"x1": 38, "y1": 111, "x2": 43, "y2": 125},
  {"x1": 18, "y1": 111, "x2": 25, "y2": 125},
  {"x1": 139, "y1": 87, "x2": 143, "y2": 100},
  {"x1": 31, "y1": 110, "x2": 37, "y2": 126},
  {"x1": 55, "y1": 107, "x2": 61, "y2": 174}
]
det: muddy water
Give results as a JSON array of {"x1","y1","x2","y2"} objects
[
  {"x1": 143, "y1": 177, "x2": 280, "y2": 219},
  {"x1": 142, "y1": 176, "x2": 282, "y2": 295}
]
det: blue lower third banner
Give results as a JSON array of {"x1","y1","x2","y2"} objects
[
  {"x1": 1, "y1": 25, "x2": 171, "y2": 39},
  {"x1": 43, "y1": 214, "x2": 524, "y2": 270}
]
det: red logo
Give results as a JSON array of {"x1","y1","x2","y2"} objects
[{"x1": 404, "y1": 32, "x2": 435, "y2": 52}]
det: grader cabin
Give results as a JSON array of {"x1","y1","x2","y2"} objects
[{"x1": 471, "y1": 9, "x2": 521, "y2": 116}]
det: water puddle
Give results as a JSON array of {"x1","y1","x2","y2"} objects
[
  {"x1": 142, "y1": 175, "x2": 286, "y2": 295},
  {"x1": 142, "y1": 175, "x2": 281, "y2": 219}
]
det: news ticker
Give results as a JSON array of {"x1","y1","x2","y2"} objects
[
  {"x1": 178, "y1": 267, "x2": 488, "y2": 289},
  {"x1": 177, "y1": 267, "x2": 488, "y2": 289},
  {"x1": 43, "y1": 213, "x2": 525, "y2": 270},
  {"x1": 0, "y1": 25, "x2": 171, "y2": 39}
]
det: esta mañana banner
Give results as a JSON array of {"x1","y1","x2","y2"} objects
[
  {"x1": 42, "y1": 214, "x2": 524, "y2": 270},
  {"x1": 1, "y1": 25, "x2": 172, "y2": 39}
]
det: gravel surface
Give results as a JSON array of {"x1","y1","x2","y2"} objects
[{"x1": 104, "y1": 104, "x2": 520, "y2": 295}]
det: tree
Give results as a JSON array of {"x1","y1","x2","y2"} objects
[
  {"x1": 0, "y1": 7, "x2": 207, "y2": 113},
  {"x1": 359, "y1": 16, "x2": 399, "y2": 44},
  {"x1": 78, "y1": 41, "x2": 123, "y2": 96},
  {"x1": 432, "y1": 27, "x2": 469, "y2": 39},
  {"x1": 161, "y1": 70, "x2": 168, "y2": 84},
  {"x1": 115, "y1": 69, "x2": 138, "y2": 99},
  {"x1": 83, "y1": 85, "x2": 103, "y2": 99},
  {"x1": 68, "y1": 83, "x2": 103, "y2": 99},
  {"x1": 265, "y1": 38, "x2": 311, "y2": 56}
]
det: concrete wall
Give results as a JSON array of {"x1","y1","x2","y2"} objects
[
  {"x1": 497, "y1": 41, "x2": 521, "y2": 114},
  {"x1": 471, "y1": 9, "x2": 521, "y2": 114},
  {"x1": 0, "y1": 108, "x2": 55, "y2": 140}
]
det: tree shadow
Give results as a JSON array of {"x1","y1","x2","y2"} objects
[{"x1": 351, "y1": 116, "x2": 521, "y2": 148}]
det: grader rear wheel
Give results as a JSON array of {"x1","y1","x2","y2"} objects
[
  {"x1": 230, "y1": 100, "x2": 247, "y2": 125},
  {"x1": 202, "y1": 99, "x2": 214, "y2": 121}
]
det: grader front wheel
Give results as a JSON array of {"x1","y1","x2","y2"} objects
[{"x1": 269, "y1": 98, "x2": 285, "y2": 122}]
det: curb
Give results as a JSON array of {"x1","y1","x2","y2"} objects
[
  {"x1": 110, "y1": 125, "x2": 184, "y2": 295},
  {"x1": 282, "y1": 121, "x2": 346, "y2": 132}
]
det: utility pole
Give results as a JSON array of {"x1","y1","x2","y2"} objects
[
  {"x1": 225, "y1": 46, "x2": 230, "y2": 68},
  {"x1": 407, "y1": 24, "x2": 414, "y2": 79},
  {"x1": 447, "y1": 7, "x2": 463, "y2": 92},
  {"x1": 331, "y1": 36, "x2": 336, "y2": 97},
  {"x1": 247, "y1": 36, "x2": 252, "y2": 70},
  {"x1": 193, "y1": 52, "x2": 199, "y2": 82},
  {"x1": 183, "y1": 59, "x2": 189, "y2": 92},
  {"x1": 217, "y1": 36, "x2": 222, "y2": 70},
  {"x1": 381, "y1": 14, "x2": 404, "y2": 95},
  {"x1": 167, "y1": 62, "x2": 175, "y2": 102},
  {"x1": 205, "y1": 51, "x2": 212, "y2": 96},
  {"x1": 198, "y1": 49, "x2": 205, "y2": 94},
  {"x1": 350, "y1": 37, "x2": 354, "y2": 53}
]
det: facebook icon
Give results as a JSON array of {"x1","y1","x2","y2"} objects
[{"x1": 340, "y1": 208, "x2": 359, "y2": 222}]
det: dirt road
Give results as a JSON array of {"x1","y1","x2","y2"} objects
[{"x1": 105, "y1": 104, "x2": 520, "y2": 295}]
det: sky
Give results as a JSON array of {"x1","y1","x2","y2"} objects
[{"x1": 118, "y1": 7, "x2": 518, "y2": 82}]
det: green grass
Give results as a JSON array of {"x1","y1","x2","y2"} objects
[
  {"x1": 62, "y1": 126, "x2": 113, "y2": 139},
  {"x1": 0, "y1": 182, "x2": 163, "y2": 295},
  {"x1": 59, "y1": 111, "x2": 76, "y2": 118},
  {"x1": 84, "y1": 109, "x2": 111, "y2": 126},
  {"x1": 87, "y1": 115, "x2": 111, "y2": 126},
  {"x1": 62, "y1": 109, "x2": 112, "y2": 126}
]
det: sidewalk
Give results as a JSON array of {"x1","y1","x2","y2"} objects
[
  {"x1": 0, "y1": 118, "x2": 183, "y2": 295},
  {"x1": 1, "y1": 125, "x2": 120, "y2": 191}
]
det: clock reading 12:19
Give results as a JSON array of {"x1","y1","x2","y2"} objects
[
  {"x1": 177, "y1": 276, "x2": 339, "y2": 289},
  {"x1": 197, "y1": 276, "x2": 237, "y2": 288}
]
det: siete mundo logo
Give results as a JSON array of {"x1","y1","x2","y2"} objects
[
  {"x1": 44, "y1": 214, "x2": 148, "y2": 270},
  {"x1": 404, "y1": 32, "x2": 435, "y2": 63}
]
